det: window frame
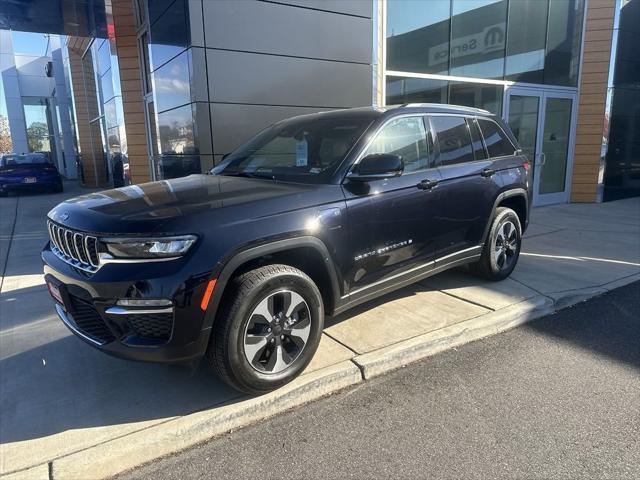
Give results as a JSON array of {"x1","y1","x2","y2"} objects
[{"x1": 345, "y1": 113, "x2": 436, "y2": 181}]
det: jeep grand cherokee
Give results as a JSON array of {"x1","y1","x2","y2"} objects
[{"x1": 43, "y1": 105, "x2": 531, "y2": 394}]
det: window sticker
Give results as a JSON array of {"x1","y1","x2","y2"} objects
[
  {"x1": 296, "y1": 135, "x2": 308, "y2": 167},
  {"x1": 246, "y1": 156, "x2": 266, "y2": 171}
]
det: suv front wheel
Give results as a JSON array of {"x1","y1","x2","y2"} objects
[
  {"x1": 472, "y1": 207, "x2": 522, "y2": 281},
  {"x1": 207, "y1": 264, "x2": 324, "y2": 395}
]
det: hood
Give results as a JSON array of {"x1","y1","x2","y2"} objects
[{"x1": 48, "y1": 174, "x2": 334, "y2": 234}]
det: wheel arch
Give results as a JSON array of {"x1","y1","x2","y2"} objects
[
  {"x1": 202, "y1": 237, "x2": 342, "y2": 331},
  {"x1": 483, "y1": 188, "x2": 529, "y2": 244}
]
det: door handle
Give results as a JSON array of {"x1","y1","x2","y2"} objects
[
  {"x1": 481, "y1": 168, "x2": 495, "y2": 178},
  {"x1": 417, "y1": 178, "x2": 438, "y2": 190}
]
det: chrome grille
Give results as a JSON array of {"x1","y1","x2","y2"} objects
[{"x1": 47, "y1": 220, "x2": 100, "y2": 272}]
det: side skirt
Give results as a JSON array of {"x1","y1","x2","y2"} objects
[{"x1": 332, "y1": 247, "x2": 482, "y2": 316}]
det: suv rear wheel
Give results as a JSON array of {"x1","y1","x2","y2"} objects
[
  {"x1": 207, "y1": 264, "x2": 324, "y2": 395},
  {"x1": 472, "y1": 207, "x2": 522, "y2": 281}
]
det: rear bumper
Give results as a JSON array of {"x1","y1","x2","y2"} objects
[
  {"x1": 0, "y1": 178, "x2": 60, "y2": 192},
  {"x1": 43, "y1": 246, "x2": 214, "y2": 364}
]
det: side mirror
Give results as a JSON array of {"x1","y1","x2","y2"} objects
[{"x1": 347, "y1": 154, "x2": 404, "y2": 182}]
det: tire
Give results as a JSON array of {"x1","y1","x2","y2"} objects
[
  {"x1": 207, "y1": 264, "x2": 324, "y2": 395},
  {"x1": 472, "y1": 207, "x2": 522, "y2": 281}
]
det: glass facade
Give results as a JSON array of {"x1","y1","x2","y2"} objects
[
  {"x1": 603, "y1": 0, "x2": 640, "y2": 201},
  {"x1": 79, "y1": 35, "x2": 128, "y2": 187},
  {"x1": 148, "y1": 0, "x2": 190, "y2": 71},
  {"x1": 386, "y1": 0, "x2": 451, "y2": 75},
  {"x1": 140, "y1": 0, "x2": 212, "y2": 180},
  {"x1": 386, "y1": 76, "x2": 503, "y2": 115},
  {"x1": 449, "y1": 0, "x2": 507, "y2": 80},
  {"x1": 22, "y1": 98, "x2": 52, "y2": 154},
  {"x1": 386, "y1": 0, "x2": 585, "y2": 110}
]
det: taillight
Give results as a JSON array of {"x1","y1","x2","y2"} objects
[{"x1": 522, "y1": 160, "x2": 530, "y2": 171}]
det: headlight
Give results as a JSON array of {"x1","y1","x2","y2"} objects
[{"x1": 101, "y1": 235, "x2": 197, "y2": 259}]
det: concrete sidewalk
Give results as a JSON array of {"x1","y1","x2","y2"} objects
[{"x1": 1, "y1": 186, "x2": 639, "y2": 479}]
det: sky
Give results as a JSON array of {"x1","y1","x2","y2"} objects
[{"x1": 8, "y1": 30, "x2": 51, "y2": 56}]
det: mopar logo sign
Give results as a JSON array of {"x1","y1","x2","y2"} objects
[{"x1": 429, "y1": 23, "x2": 505, "y2": 67}]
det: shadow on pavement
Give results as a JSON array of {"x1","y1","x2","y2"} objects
[
  {"x1": 525, "y1": 281, "x2": 640, "y2": 371},
  {"x1": 0, "y1": 334, "x2": 244, "y2": 444}
]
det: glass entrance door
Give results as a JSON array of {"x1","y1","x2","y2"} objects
[{"x1": 505, "y1": 88, "x2": 577, "y2": 206}]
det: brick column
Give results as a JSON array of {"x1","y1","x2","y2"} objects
[
  {"x1": 111, "y1": 0, "x2": 151, "y2": 185},
  {"x1": 571, "y1": 0, "x2": 616, "y2": 203}
]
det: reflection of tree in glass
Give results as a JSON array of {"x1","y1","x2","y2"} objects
[
  {"x1": 0, "y1": 115, "x2": 12, "y2": 154},
  {"x1": 27, "y1": 121, "x2": 48, "y2": 152},
  {"x1": 108, "y1": 134, "x2": 120, "y2": 151},
  {"x1": 159, "y1": 122, "x2": 194, "y2": 154}
]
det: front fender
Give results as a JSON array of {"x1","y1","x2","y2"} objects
[{"x1": 200, "y1": 236, "x2": 342, "y2": 331}]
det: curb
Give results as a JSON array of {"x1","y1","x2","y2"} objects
[
  {"x1": 601, "y1": 273, "x2": 640, "y2": 292},
  {"x1": 352, "y1": 295, "x2": 554, "y2": 379},
  {"x1": 0, "y1": 465, "x2": 49, "y2": 480},
  {"x1": 50, "y1": 361, "x2": 362, "y2": 479}
]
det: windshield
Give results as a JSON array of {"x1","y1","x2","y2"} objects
[
  {"x1": 212, "y1": 114, "x2": 373, "y2": 184},
  {"x1": 1, "y1": 153, "x2": 51, "y2": 166}
]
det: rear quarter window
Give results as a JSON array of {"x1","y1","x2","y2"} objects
[
  {"x1": 478, "y1": 119, "x2": 516, "y2": 158},
  {"x1": 468, "y1": 118, "x2": 487, "y2": 161}
]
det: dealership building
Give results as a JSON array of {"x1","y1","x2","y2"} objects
[{"x1": 0, "y1": 0, "x2": 638, "y2": 205}]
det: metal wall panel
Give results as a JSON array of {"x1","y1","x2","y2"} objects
[
  {"x1": 185, "y1": 0, "x2": 375, "y2": 161},
  {"x1": 202, "y1": 0, "x2": 372, "y2": 64},
  {"x1": 207, "y1": 50, "x2": 372, "y2": 108},
  {"x1": 210, "y1": 103, "x2": 335, "y2": 155},
  {"x1": 278, "y1": 0, "x2": 373, "y2": 18}
]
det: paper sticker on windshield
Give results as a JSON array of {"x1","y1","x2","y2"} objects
[
  {"x1": 247, "y1": 156, "x2": 266, "y2": 171},
  {"x1": 296, "y1": 137, "x2": 308, "y2": 167}
]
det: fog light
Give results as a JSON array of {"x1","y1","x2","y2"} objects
[{"x1": 116, "y1": 298, "x2": 172, "y2": 307}]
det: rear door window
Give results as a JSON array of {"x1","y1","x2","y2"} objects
[
  {"x1": 430, "y1": 116, "x2": 474, "y2": 166},
  {"x1": 478, "y1": 119, "x2": 516, "y2": 158}
]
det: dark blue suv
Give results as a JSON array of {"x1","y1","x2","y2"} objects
[{"x1": 42, "y1": 105, "x2": 531, "y2": 394}]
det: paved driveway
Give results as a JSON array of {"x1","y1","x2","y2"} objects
[
  {"x1": 120, "y1": 282, "x2": 640, "y2": 480},
  {"x1": 1, "y1": 184, "x2": 639, "y2": 477}
]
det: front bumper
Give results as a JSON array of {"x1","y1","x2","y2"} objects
[{"x1": 43, "y1": 245, "x2": 214, "y2": 364}]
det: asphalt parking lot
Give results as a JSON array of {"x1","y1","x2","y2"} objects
[
  {"x1": 1, "y1": 183, "x2": 639, "y2": 478},
  {"x1": 121, "y1": 281, "x2": 640, "y2": 480}
]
